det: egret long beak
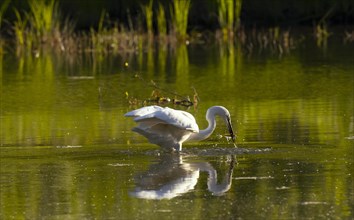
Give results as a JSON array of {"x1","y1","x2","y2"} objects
[{"x1": 226, "y1": 116, "x2": 236, "y2": 142}]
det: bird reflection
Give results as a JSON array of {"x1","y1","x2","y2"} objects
[{"x1": 130, "y1": 154, "x2": 236, "y2": 200}]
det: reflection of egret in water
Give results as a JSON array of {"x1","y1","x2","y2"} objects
[{"x1": 130, "y1": 154, "x2": 236, "y2": 200}]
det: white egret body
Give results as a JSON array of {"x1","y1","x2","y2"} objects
[{"x1": 125, "y1": 105, "x2": 235, "y2": 151}]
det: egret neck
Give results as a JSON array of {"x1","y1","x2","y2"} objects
[{"x1": 188, "y1": 106, "x2": 230, "y2": 141}]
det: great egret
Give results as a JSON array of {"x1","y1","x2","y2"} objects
[{"x1": 125, "y1": 105, "x2": 235, "y2": 151}]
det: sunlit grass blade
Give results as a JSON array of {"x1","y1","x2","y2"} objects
[
  {"x1": 226, "y1": 0, "x2": 234, "y2": 31},
  {"x1": 156, "y1": 3, "x2": 167, "y2": 37},
  {"x1": 217, "y1": 0, "x2": 227, "y2": 32},
  {"x1": 141, "y1": 0, "x2": 153, "y2": 36},
  {"x1": 13, "y1": 9, "x2": 28, "y2": 47},
  {"x1": 28, "y1": 0, "x2": 59, "y2": 37},
  {"x1": 170, "y1": 0, "x2": 191, "y2": 39},
  {"x1": 235, "y1": 0, "x2": 242, "y2": 30},
  {"x1": 217, "y1": 0, "x2": 242, "y2": 37},
  {"x1": 0, "y1": 0, "x2": 11, "y2": 29}
]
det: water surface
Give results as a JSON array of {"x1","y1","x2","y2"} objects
[{"x1": 1, "y1": 33, "x2": 353, "y2": 219}]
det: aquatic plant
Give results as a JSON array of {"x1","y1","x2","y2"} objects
[
  {"x1": 218, "y1": 0, "x2": 232, "y2": 36},
  {"x1": 344, "y1": 30, "x2": 354, "y2": 43},
  {"x1": 156, "y1": 3, "x2": 167, "y2": 37},
  {"x1": 87, "y1": 10, "x2": 151, "y2": 56},
  {"x1": 170, "y1": 0, "x2": 191, "y2": 39},
  {"x1": 141, "y1": 0, "x2": 153, "y2": 37},
  {"x1": 13, "y1": 9, "x2": 30, "y2": 50},
  {"x1": 234, "y1": 0, "x2": 242, "y2": 30},
  {"x1": 313, "y1": 6, "x2": 335, "y2": 50},
  {"x1": 0, "y1": 0, "x2": 10, "y2": 54},
  {"x1": 315, "y1": 23, "x2": 329, "y2": 49},
  {"x1": 127, "y1": 75, "x2": 196, "y2": 107},
  {"x1": 28, "y1": 0, "x2": 59, "y2": 39},
  {"x1": 215, "y1": 25, "x2": 296, "y2": 57},
  {"x1": 217, "y1": 0, "x2": 242, "y2": 37},
  {"x1": 0, "y1": 0, "x2": 10, "y2": 29},
  {"x1": 90, "y1": 10, "x2": 107, "y2": 54},
  {"x1": 226, "y1": 0, "x2": 234, "y2": 32},
  {"x1": 1, "y1": 0, "x2": 332, "y2": 57},
  {"x1": 314, "y1": 14, "x2": 330, "y2": 50},
  {"x1": 0, "y1": 38, "x2": 3, "y2": 54},
  {"x1": 10, "y1": 0, "x2": 77, "y2": 54}
]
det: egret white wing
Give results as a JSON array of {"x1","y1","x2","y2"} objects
[
  {"x1": 124, "y1": 105, "x2": 164, "y2": 117},
  {"x1": 132, "y1": 125, "x2": 192, "y2": 150},
  {"x1": 133, "y1": 107, "x2": 199, "y2": 132},
  {"x1": 132, "y1": 117, "x2": 166, "y2": 130}
]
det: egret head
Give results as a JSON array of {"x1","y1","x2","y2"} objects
[{"x1": 209, "y1": 106, "x2": 236, "y2": 142}]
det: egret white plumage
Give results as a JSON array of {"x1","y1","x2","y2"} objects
[{"x1": 125, "y1": 105, "x2": 235, "y2": 151}]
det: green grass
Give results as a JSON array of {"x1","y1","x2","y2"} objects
[
  {"x1": 13, "y1": 9, "x2": 29, "y2": 49},
  {"x1": 156, "y1": 3, "x2": 167, "y2": 37},
  {"x1": 0, "y1": 0, "x2": 10, "y2": 54},
  {"x1": 217, "y1": 0, "x2": 242, "y2": 37},
  {"x1": 0, "y1": 0, "x2": 10, "y2": 29},
  {"x1": 235, "y1": 0, "x2": 242, "y2": 30},
  {"x1": 141, "y1": 0, "x2": 153, "y2": 37},
  {"x1": 170, "y1": 0, "x2": 191, "y2": 39},
  {"x1": 217, "y1": 0, "x2": 231, "y2": 34},
  {"x1": 89, "y1": 10, "x2": 119, "y2": 54},
  {"x1": 11, "y1": 0, "x2": 76, "y2": 54},
  {"x1": 28, "y1": 0, "x2": 59, "y2": 38},
  {"x1": 226, "y1": 0, "x2": 234, "y2": 31},
  {"x1": 1, "y1": 0, "x2": 338, "y2": 57}
]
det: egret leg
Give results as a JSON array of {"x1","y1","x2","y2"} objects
[{"x1": 174, "y1": 143, "x2": 182, "y2": 152}]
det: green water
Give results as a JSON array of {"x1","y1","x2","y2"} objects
[{"x1": 1, "y1": 34, "x2": 353, "y2": 219}]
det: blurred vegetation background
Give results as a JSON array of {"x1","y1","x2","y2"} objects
[
  {"x1": 2, "y1": 0, "x2": 353, "y2": 31},
  {"x1": 0, "y1": 0, "x2": 353, "y2": 55}
]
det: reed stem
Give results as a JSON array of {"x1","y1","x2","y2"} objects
[{"x1": 170, "y1": 0, "x2": 191, "y2": 39}]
